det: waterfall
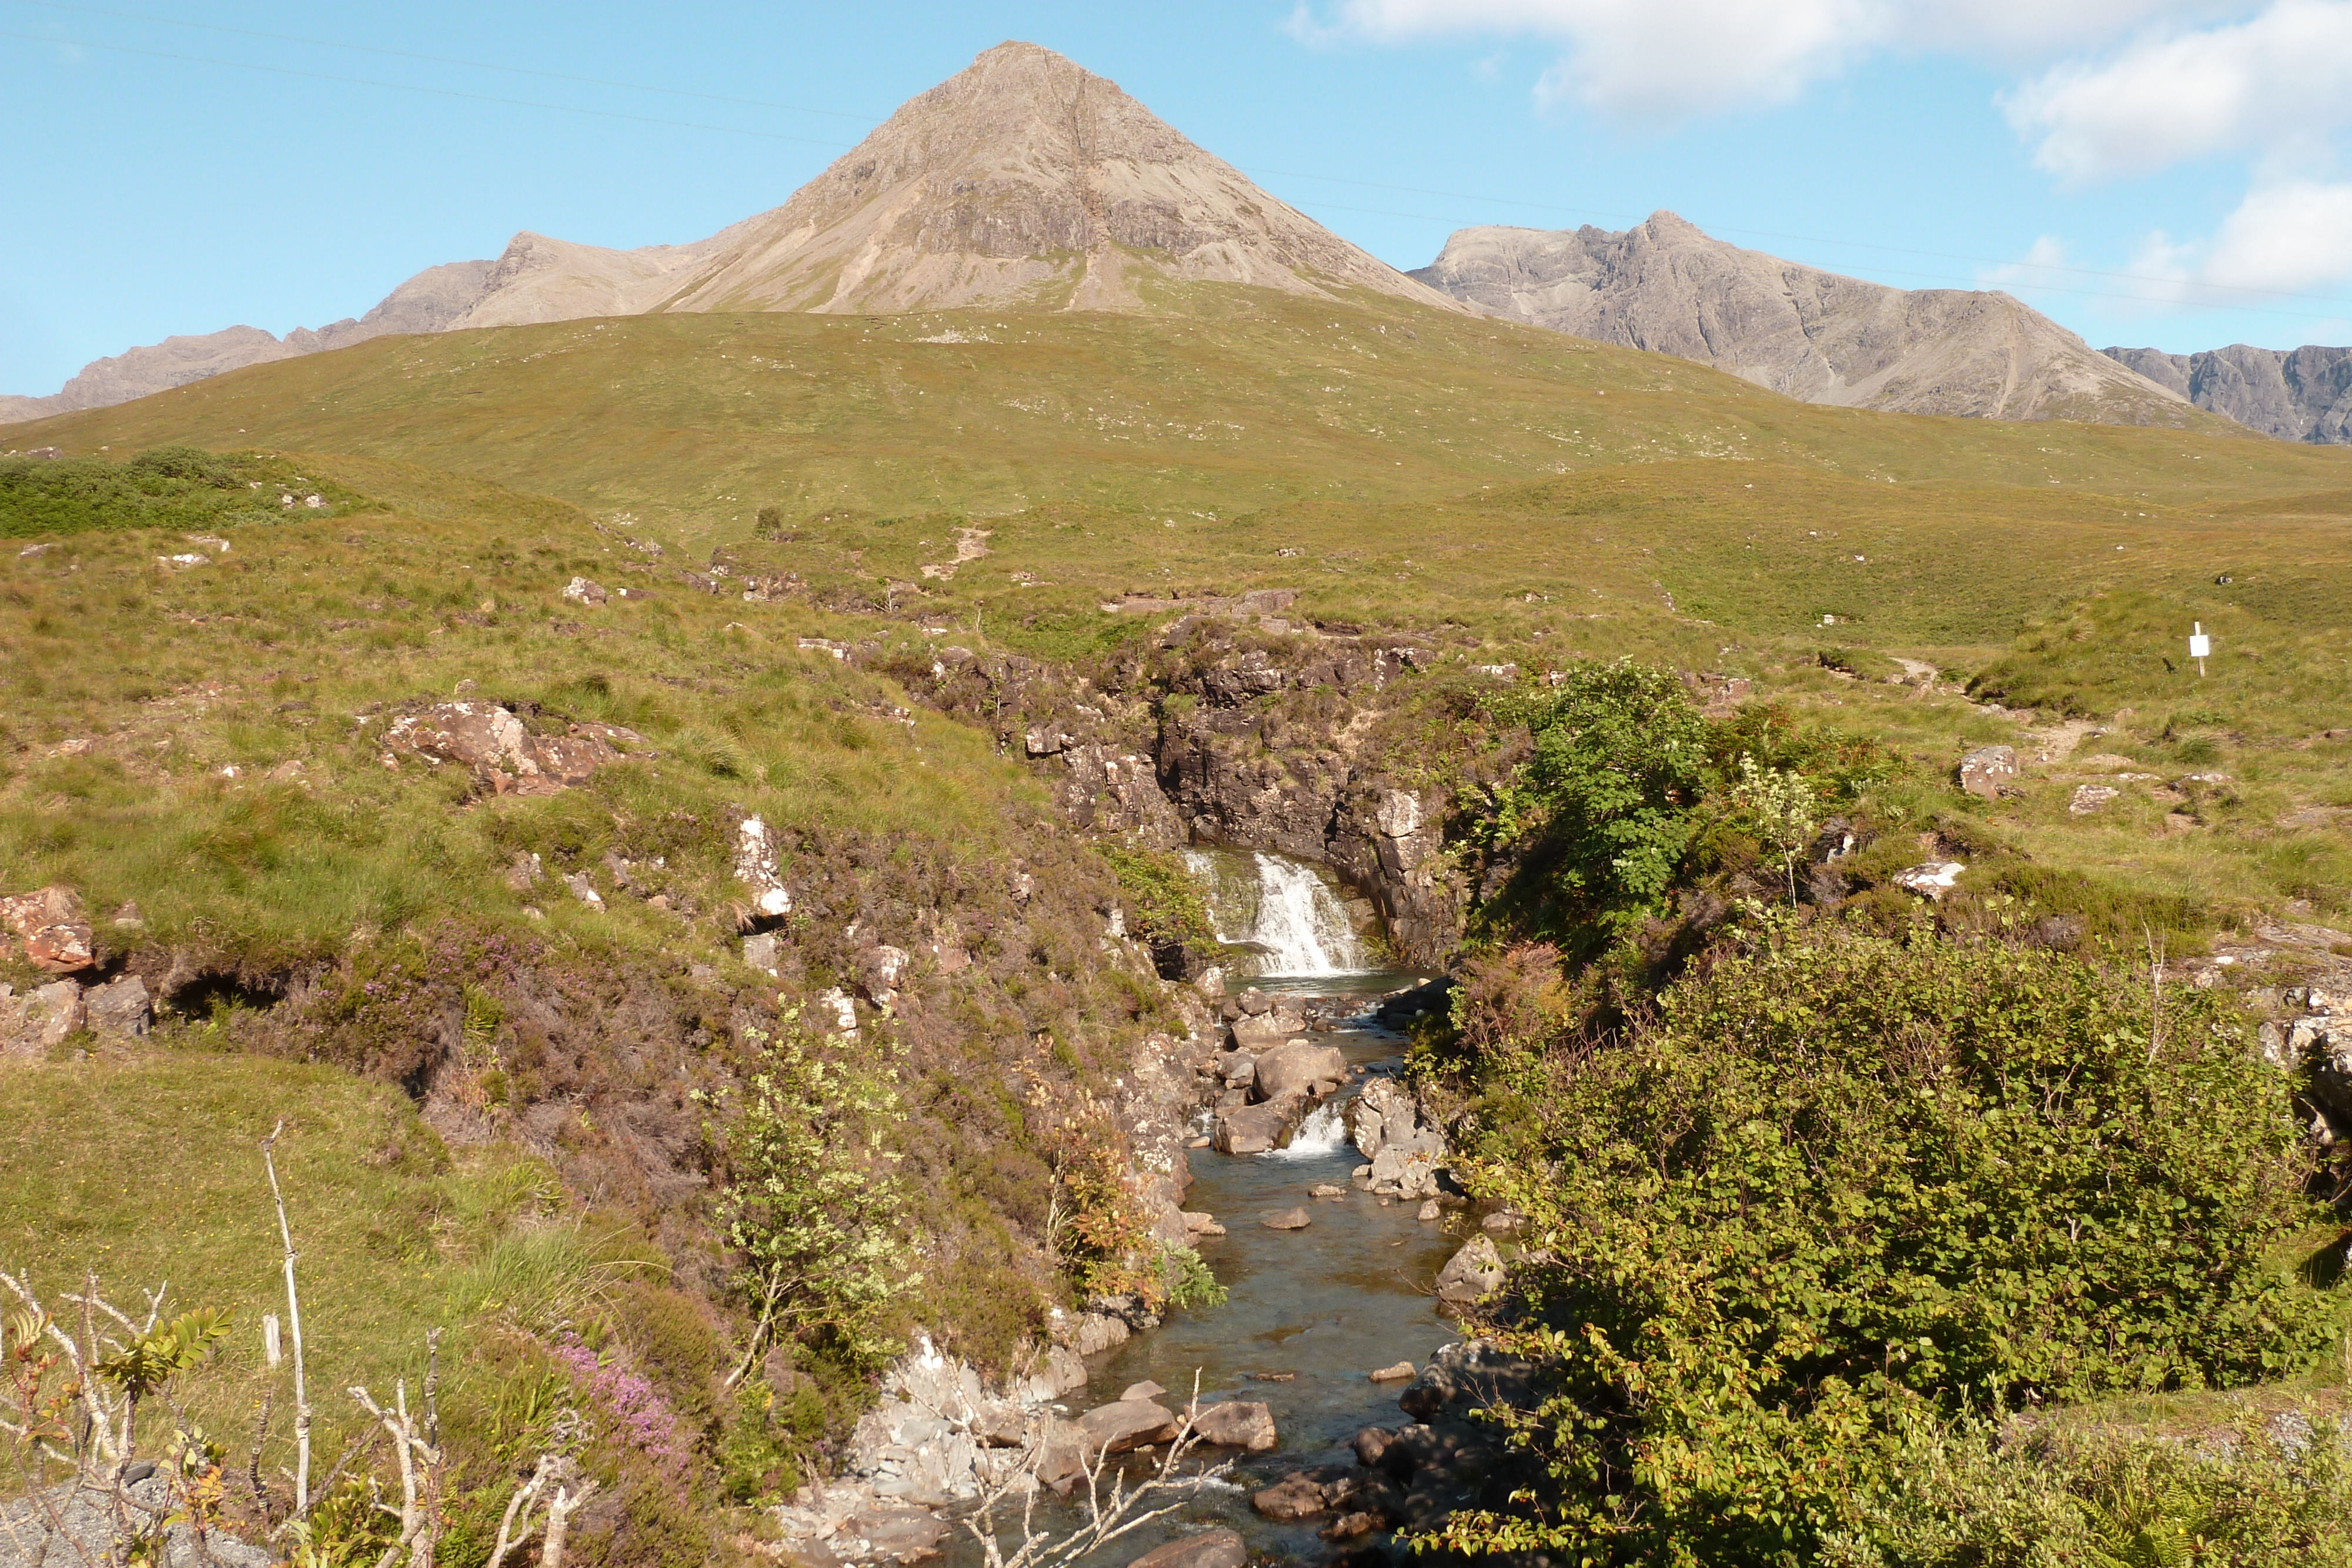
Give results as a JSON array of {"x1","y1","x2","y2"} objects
[
  {"x1": 1181, "y1": 847, "x2": 1365, "y2": 977},
  {"x1": 1262, "y1": 1099, "x2": 1350, "y2": 1161}
]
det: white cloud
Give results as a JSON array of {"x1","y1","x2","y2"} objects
[
  {"x1": 2003, "y1": 0, "x2": 2352, "y2": 180},
  {"x1": 1992, "y1": 183, "x2": 2352, "y2": 317},
  {"x1": 1297, "y1": 0, "x2": 2239, "y2": 120},
  {"x1": 2203, "y1": 178, "x2": 2352, "y2": 290},
  {"x1": 1976, "y1": 233, "x2": 2074, "y2": 294}
]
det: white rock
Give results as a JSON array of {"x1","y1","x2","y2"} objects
[
  {"x1": 1892, "y1": 861, "x2": 1965, "y2": 899},
  {"x1": 1376, "y1": 790, "x2": 1423, "y2": 839}
]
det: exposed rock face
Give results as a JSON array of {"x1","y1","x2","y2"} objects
[
  {"x1": 2104, "y1": 343, "x2": 2352, "y2": 444},
  {"x1": 1412, "y1": 213, "x2": 2191, "y2": 424},
  {"x1": 1958, "y1": 744, "x2": 2020, "y2": 800},
  {"x1": 0, "y1": 1473, "x2": 271, "y2": 1568},
  {"x1": 84, "y1": 975, "x2": 152, "y2": 1038},
  {"x1": 656, "y1": 42, "x2": 1462, "y2": 318},
  {"x1": 1, "y1": 886, "x2": 95, "y2": 975},
  {"x1": 0, "y1": 979, "x2": 86, "y2": 1057},
  {"x1": 383, "y1": 701, "x2": 642, "y2": 795}
]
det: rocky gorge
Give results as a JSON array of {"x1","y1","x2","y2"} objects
[{"x1": 746, "y1": 820, "x2": 1519, "y2": 1568}]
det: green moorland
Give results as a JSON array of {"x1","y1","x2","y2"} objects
[
  {"x1": 0, "y1": 453, "x2": 1212, "y2": 1564},
  {"x1": 6, "y1": 283, "x2": 2352, "y2": 1563}
]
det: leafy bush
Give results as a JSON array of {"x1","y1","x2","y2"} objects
[
  {"x1": 1163, "y1": 1245, "x2": 1228, "y2": 1311},
  {"x1": 1100, "y1": 845, "x2": 1215, "y2": 950},
  {"x1": 1442, "y1": 922, "x2": 2338, "y2": 1565},
  {"x1": 1046, "y1": 1129, "x2": 1168, "y2": 1308},
  {"x1": 0, "y1": 444, "x2": 365, "y2": 538},
  {"x1": 710, "y1": 1016, "x2": 919, "y2": 1375},
  {"x1": 1478, "y1": 660, "x2": 1715, "y2": 945},
  {"x1": 1820, "y1": 1405, "x2": 2352, "y2": 1567}
]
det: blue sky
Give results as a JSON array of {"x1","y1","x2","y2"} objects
[{"x1": 7, "y1": 0, "x2": 2352, "y2": 396}]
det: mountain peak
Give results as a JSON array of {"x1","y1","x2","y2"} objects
[
  {"x1": 1414, "y1": 214, "x2": 2189, "y2": 424},
  {"x1": 634, "y1": 42, "x2": 1459, "y2": 316}
]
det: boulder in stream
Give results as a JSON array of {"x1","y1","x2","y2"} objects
[
  {"x1": 1368, "y1": 1142, "x2": 1443, "y2": 1199},
  {"x1": 1124, "y1": 1529, "x2": 1247, "y2": 1568},
  {"x1": 1251, "y1": 1472, "x2": 1331, "y2": 1521},
  {"x1": 1232, "y1": 1008, "x2": 1308, "y2": 1049},
  {"x1": 1254, "y1": 1038, "x2": 1347, "y2": 1099},
  {"x1": 843, "y1": 1506, "x2": 947, "y2": 1564},
  {"x1": 1369, "y1": 1362, "x2": 1416, "y2": 1383},
  {"x1": 1347, "y1": 1075, "x2": 1419, "y2": 1159},
  {"x1": 1191, "y1": 1399, "x2": 1278, "y2": 1452},
  {"x1": 1433, "y1": 1237, "x2": 1505, "y2": 1307},
  {"x1": 1396, "y1": 1340, "x2": 1538, "y2": 1422},
  {"x1": 1077, "y1": 1399, "x2": 1180, "y2": 1455},
  {"x1": 1214, "y1": 1094, "x2": 1306, "y2": 1154},
  {"x1": 1261, "y1": 1206, "x2": 1312, "y2": 1230}
]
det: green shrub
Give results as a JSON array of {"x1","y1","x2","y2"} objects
[
  {"x1": 1478, "y1": 660, "x2": 1715, "y2": 946},
  {"x1": 709, "y1": 1016, "x2": 920, "y2": 1376},
  {"x1": 1163, "y1": 1245, "x2": 1228, "y2": 1311},
  {"x1": 1441, "y1": 922, "x2": 2338, "y2": 1565},
  {"x1": 1100, "y1": 845, "x2": 1214, "y2": 950},
  {"x1": 1822, "y1": 1405, "x2": 2352, "y2": 1567},
  {"x1": 0, "y1": 444, "x2": 366, "y2": 537}
]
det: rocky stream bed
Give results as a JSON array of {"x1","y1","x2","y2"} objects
[{"x1": 767, "y1": 866, "x2": 1531, "y2": 1568}]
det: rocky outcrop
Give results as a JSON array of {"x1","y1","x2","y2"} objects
[
  {"x1": 383, "y1": 700, "x2": 645, "y2": 796},
  {"x1": 2259, "y1": 987, "x2": 2352, "y2": 1141},
  {"x1": 1958, "y1": 744, "x2": 2020, "y2": 800},
  {"x1": 1413, "y1": 213, "x2": 2193, "y2": 426},
  {"x1": 0, "y1": 1471, "x2": 270, "y2": 1568},
  {"x1": 894, "y1": 616, "x2": 1472, "y2": 969},
  {"x1": 1, "y1": 885, "x2": 95, "y2": 974},
  {"x1": 2104, "y1": 343, "x2": 2352, "y2": 444}
]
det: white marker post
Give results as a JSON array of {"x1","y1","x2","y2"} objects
[{"x1": 2189, "y1": 621, "x2": 2211, "y2": 678}]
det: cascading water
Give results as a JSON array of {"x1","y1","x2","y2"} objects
[
  {"x1": 1262, "y1": 1099, "x2": 1351, "y2": 1161},
  {"x1": 1181, "y1": 847, "x2": 1367, "y2": 976}
]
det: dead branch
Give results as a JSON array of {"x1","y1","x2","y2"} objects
[
  {"x1": 543, "y1": 1476, "x2": 597, "y2": 1568},
  {"x1": 350, "y1": 1369, "x2": 443, "y2": 1568},
  {"x1": 262, "y1": 1121, "x2": 315, "y2": 1516},
  {"x1": 959, "y1": 1372, "x2": 1231, "y2": 1568}
]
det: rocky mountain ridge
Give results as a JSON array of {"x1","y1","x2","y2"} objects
[
  {"x1": 2102, "y1": 343, "x2": 2352, "y2": 445},
  {"x1": 5, "y1": 42, "x2": 1454, "y2": 424},
  {"x1": 1411, "y1": 213, "x2": 2190, "y2": 426},
  {"x1": 0, "y1": 260, "x2": 493, "y2": 425}
]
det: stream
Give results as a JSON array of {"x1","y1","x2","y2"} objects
[{"x1": 1023, "y1": 852, "x2": 1461, "y2": 1564}]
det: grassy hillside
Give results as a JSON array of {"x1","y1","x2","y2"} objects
[
  {"x1": 0, "y1": 453, "x2": 1214, "y2": 1562},
  {"x1": 6, "y1": 283, "x2": 2352, "y2": 1563},
  {"x1": 9, "y1": 288, "x2": 2347, "y2": 545}
]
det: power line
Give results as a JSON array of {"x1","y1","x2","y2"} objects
[
  {"x1": 0, "y1": 28, "x2": 861, "y2": 147},
  {"x1": 5, "y1": 0, "x2": 877, "y2": 119}
]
